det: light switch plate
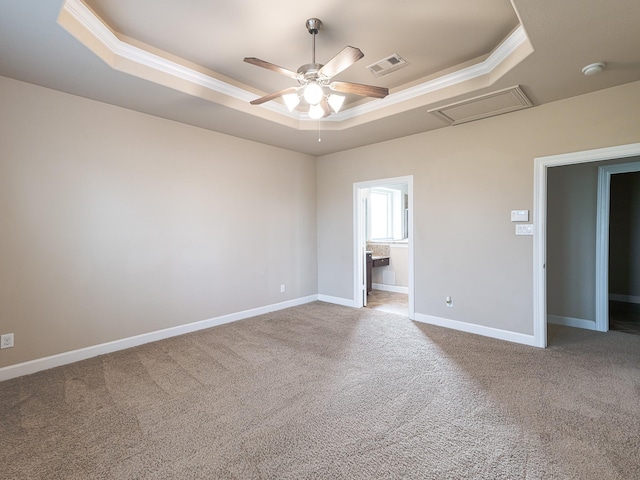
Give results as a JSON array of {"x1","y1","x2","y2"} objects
[
  {"x1": 515, "y1": 224, "x2": 533, "y2": 235},
  {"x1": 511, "y1": 210, "x2": 529, "y2": 222}
]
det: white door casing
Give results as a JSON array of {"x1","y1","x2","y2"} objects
[
  {"x1": 534, "y1": 143, "x2": 640, "y2": 347},
  {"x1": 353, "y1": 175, "x2": 415, "y2": 318}
]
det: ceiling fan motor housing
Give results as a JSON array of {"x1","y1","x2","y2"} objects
[
  {"x1": 297, "y1": 63, "x2": 327, "y2": 85},
  {"x1": 305, "y1": 18, "x2": 322, "y2": 35}
]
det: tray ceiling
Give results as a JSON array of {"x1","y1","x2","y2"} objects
[{"x1": 0, "y1": 0, "x2": 638, "y2": 155}]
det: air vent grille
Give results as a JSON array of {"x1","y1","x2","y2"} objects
[{"x1": 367, "y1": 54, "x2": 409, "y2": 77}]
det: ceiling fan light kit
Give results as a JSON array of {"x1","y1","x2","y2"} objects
[
  {"x1": 327, "y1": 94, "x2": 346, "y2": 112},
  {"x1": 303, "y1": 81, "x2": 324, "y2": 105},
  {"x1": 244, "y1": 18, "x2": 389, "y2": 119}
]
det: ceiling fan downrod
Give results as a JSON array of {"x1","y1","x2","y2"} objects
[
  {"x1": 301, "y1": 18, "x2": 323, "y2": 80},
  {"x1": 306, "y1": 19, "x2": 322, "y2": 67}
]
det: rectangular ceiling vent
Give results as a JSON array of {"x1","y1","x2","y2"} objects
[
  {"x1": 367, "y1": 54, "x2": 409, "y2": 77},
  {"x1": 428, "y1": 86, "x2": 533, "y2": 126}
]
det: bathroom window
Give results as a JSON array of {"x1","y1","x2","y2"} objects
[{"x1": 369, "y1": 187, "x2": 404, "y2": 241}]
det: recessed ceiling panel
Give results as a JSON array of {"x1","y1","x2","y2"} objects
[
  {"x1": 84, "y1": 0, "x2": 520, "y2": 95},
  {"x1": 428, "y1": 86, "x2": 532, "y2": 125}
]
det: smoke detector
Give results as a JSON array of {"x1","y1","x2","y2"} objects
[{"x1": 582, "y1": 62, "x2": 605, "y2": 76}]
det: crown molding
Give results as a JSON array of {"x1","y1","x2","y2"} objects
[
  {"x1": 59, "y1": 0, "x2": 531, "y2": 128},
  {"x1": 332, "y1": 26, "x2": 529, "y2": 122},
  {"x1": 61, "y1": 0, "x2": 256, "y2": 104}
]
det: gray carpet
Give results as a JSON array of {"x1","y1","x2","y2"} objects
[{"x1": 1, "y1": 302, "x2": 639, "y2": 479}]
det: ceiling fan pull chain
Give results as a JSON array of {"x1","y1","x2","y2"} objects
[{"x1": 318, "y1": 121, "x2": 322, "y2": 142}]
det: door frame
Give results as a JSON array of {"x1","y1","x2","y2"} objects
[
  {"x1": 533, "y1": 143, "x2": 640, "y2": 347},
  {"x1": 353, "y1": 175, "x2": 415, "y2": 319},
  {"x1": 595, "y1": 160, "x2": 640, "y2": 331}
]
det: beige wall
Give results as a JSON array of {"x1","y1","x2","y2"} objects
[
  {"x1": 317, "y1": 81, "x2": 640, "y2": 335},
  {"x1": 2, "y1": 75, "x2": 639, "y2": 369},
  {"x1": 0, "y1": 76, "x2": 317, "y2": 368},
  {"x1": 371, "y1": 245, "x2": 409, "y2": 288},
  {"x1": 546, "y1": 163, "x2": 598, "y2": 321}
]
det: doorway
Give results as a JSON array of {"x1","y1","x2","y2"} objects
[
  {"x1": 533, "y1": 143, "x2": 640, "y2": 347},
  {"x1": 597, "y1": 164, "x2": 640, "y2": 333},
  {"x1": 354, "y1": 176, "x2": 414, "y2": 319}
]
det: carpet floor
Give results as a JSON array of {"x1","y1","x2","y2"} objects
[{"x1": 1, "y1": 302, "x2": 639, "y2": 479}]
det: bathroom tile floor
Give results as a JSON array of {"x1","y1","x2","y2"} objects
[{"x1": 366, "y1": 289, "x2": 408, "y2": 317}]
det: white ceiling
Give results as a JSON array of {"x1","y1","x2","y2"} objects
[{"x1": 1, "y1": 0, "x2": 639, "y2": 156}]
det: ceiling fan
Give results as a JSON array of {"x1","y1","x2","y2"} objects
[{"x1": 244, "y1": 18, "x2": 389, "y2": 119}]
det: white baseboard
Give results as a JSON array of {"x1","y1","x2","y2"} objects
[
  {"x1": 372, "y1": 283, "x2": 409, "y2": 294},
  {"x1": 609, "y1": 294, "x2": 640, "y2": 305},
  {"x1": 413, "y1": 313, "x2": 539, "y2": 347},
  {"x1": 547, "y1": 314, "x2": 597, "y2": 330},
  {"x1": 0, "y1": 295, "x2": 318, "y2": 382},
  {"x1": 317, "y1": 294, "x2": 355, "y2": 308}
]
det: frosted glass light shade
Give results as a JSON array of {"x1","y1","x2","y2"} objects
[
  {"x1": 283, "y1": 93, "x2": 300, "y2": 111},
  {"x1": 308, "y1": 103, "x2": 325, "y2": 119},
  {"x1": 303, "y1": 82, "x2": 323, "y2": 105},
  {"x1": 328, "y1": 94, "x2": 345, "y2": 113}
]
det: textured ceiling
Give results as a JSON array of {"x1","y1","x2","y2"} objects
[{"x1": 0, "y1": 0, "x2": 638, "y2": 156}]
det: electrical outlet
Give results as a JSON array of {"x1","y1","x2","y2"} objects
[
  {"x1": 1, "y1": 333, "x2": 14, "y2": 349},
  {"x1": 446, "y1": 296, "x2": 453, "y2": 308},
  {"x1": 280, "y1": 284, "x2": 286, "y2": 293}
]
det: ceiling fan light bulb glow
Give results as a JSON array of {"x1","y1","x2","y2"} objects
[
  {"x1": 303, "y1": 82, "x2": 324, "y2": 105},
  {"x1": 283, "y1": 93, "x2": 300, "y2": 111},
  {"x1": 308, "y1": 103, "x2": 325, "y2": 119},
  {"x1": 328, "y1": 94, "x2": 345, "y2": 113}
]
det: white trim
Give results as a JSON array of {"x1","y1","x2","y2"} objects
[
  {"x1": 0, "y1": 295, "x2": 317, "y2": 382},
  {"x1": 532, "y1": 156, "x2": 548, "y2": 347},
  {"x1": 413, "y1": 313, "x2": 538, "y2": 347},
  {"x1": 354, "y1": 187, "x2": 367, "y2": 308},
  {"x1": 547, "y1": 315, "x2": 597, "y2": 331},
  {"x1": 596, "y1": 160, "x2": 640, "y2": 331},
  {"x1": 60, "y1": 0, "x2": 292, "y2": 118},
  {"x1": 372, "y1": 283, "x2": 409, "y2": 294},
  {"x1": 60, "y1": 0, "x2": 529, "y2": 125},
  {"x1": 317, "y1": 295, "x2": 356, "y2": 308},
  {"x1": 609, "y1": 294, "x2": 640, "y2": 304},
  {"x1": 354, "y1": 176, "x2": 415, "y2": 320},
  {"x1": 332, "y1": 26, "x2": 528, "y2": 121},
  {"x1": 534, "y1": 143, "x2": 640, "y2": 346}
]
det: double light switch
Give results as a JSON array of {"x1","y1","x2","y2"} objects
[{"x1": 511, "y1": 210, "x2": 533, "y2": 235}]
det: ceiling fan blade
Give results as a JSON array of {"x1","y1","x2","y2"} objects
[
  {"x1": 250, "y1": 87, "x2": 300, "y2": 105},
  {"x1": 318, "y1": 46, "x2": 364, "y2": 78},
  {"x1": 330, "y1": 81, "x2": 389, "y2": 99},
  {"x1": 243, "y1": 57, "x2": 302, "y2": 81}
]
